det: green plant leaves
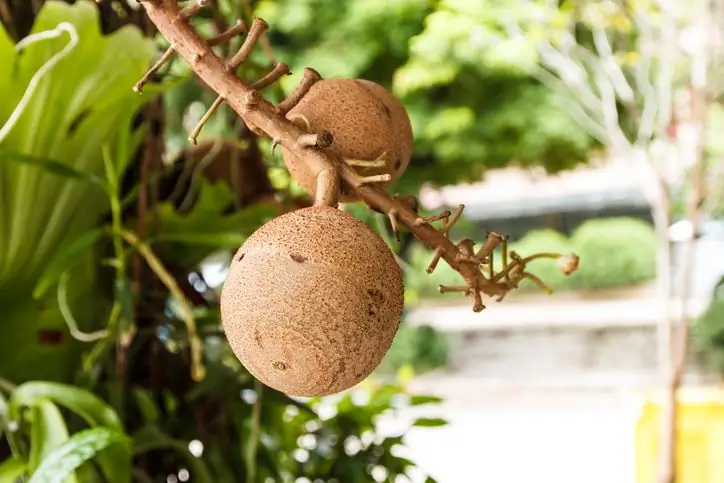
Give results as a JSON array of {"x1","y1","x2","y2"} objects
[
  {"x1": 32, "y1": 229, "x2": 105, "y2": 300},
  {"x1": 131, "y1": 388, "x2": 159, "y2": 425},
  {"x1": 1, "y1": 151, "x2": 105, "y2": 185},
  {"x1": 412, "y1": 417, "x2": 448, "y2": 428},
  {"x1": 0, "y1": 0, "x2": 155, "y2": 285},
  {"x1": 147, "y1": 179, "x2": 276, "y2": 268},
  {"x1": 9, "y1": 382, "x2": 130, "y2": 483},
  {"x1": 28, "y1": 400, "x2": 73, "y2": 480},
  {"x1": 9, "y1": 382, "x2": 123, "y2": 432},
  {"x1": 28, "y1": 428, "x2": 129, "y2": 483},
  {"x1": 0, "y1": 0, "x2": 154, "y2": 384},
  {"x1": 570, "y1": 217, "x2": 656, "y2": 290},
  {"x1": 409, "y1": 395, "x2": 444, "y2": 406},
  {"x1": 0, "y1": 457, "x2": 27, "y2": 482}
]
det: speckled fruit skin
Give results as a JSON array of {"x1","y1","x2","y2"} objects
[
  {"x1": 281, "y1": 78, "x2": 413, "y2": 202},
  {"x1": 356, "y1": 79, "x2": 414, "y2": 181},
  {"x1": 219, "y1": 206, "x2": 404, "y2": 397}
]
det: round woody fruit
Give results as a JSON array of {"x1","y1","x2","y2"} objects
[
  {"x1": 220, "y1": 205, "x2": 404, "y2": 396},
  {"x1": 282, "y1": 78, "x2": 413, "y2": 202}
]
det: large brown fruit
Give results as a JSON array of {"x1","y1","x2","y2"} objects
[
  {"x1": 220, "y1": 206, "x2": 404, "y2": 396},
  {"x1": 282, "y1": 78, "x2": 413, "y2": 202}
]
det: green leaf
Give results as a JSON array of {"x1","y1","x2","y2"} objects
[
  {"x1": 28, "y1": 400, "x2": 74, "y2": 482},
  {"x1": 0, "y1": 457, "x2": 26, "y2": 482},
  {"x1": 0, "y1": 151, "x2": 105, "y2": 185},
  {"x1": 409, "y1": 395, "x2": 444, "y2": 406},
  {"x1": 9, "y1": 382, "x2": 130, "y2": 483},
  {"x1": 131, "y1": 389, "x2": 159, "y2": 425},
  {"x1": 27, "y1": 428, "x2": 128, "y2": 483},
  {"x1": 152, "y1": 231, "x2": 246, "y2": 248},
  {"x1": 412, "y1": 417, "x2": 448, "y2": 428},
  {"x1": 396, "y1": 363, "x2": 416, "y2": 385},
  {"x1": 149, "y1": 180, "x2": 276, "y2": 267},
  {"x1": 32, "y1": 229, "x2": 105, "y2": 300},
  {"x1": 370, "y1": 384, "x2": 402, "y2": 410},
  {"x1": 132, "y1": 425, "x2": 213, "y2": 483},
  {"x1": 0, "y1": 0, "x2": 155, "y2": 284},
  {"x1": 0, "y1": 0, "x2": 155, "y2": 385},
  {"x1": 9, "y1": 383, "x2": 122, "y2": 430}
]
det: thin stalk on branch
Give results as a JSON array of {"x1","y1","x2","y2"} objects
[{"x1": 120, "y1": 229, "x2": 206, "y2": 382}]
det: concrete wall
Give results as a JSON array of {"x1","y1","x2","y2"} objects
[{"x1": 408, "y1": 300, "x2": 718, "y2": 388}]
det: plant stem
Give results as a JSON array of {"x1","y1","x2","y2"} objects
[
  {"x1": 57, "y1": 272, "x2": 108, "y2": 342},
  {"x1": 245, "y1": 379, "x2": 263, "y2": 483},
  {"x1": 103, "y1": 146, "x2": 132, "y2": 399},
  {"x1": 119, "y1": 229, "x2": 206, "y2": 382}
]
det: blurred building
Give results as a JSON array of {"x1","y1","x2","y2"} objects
[{"x1": 418, "y1": 159, "x2": 651, "y2": 240}]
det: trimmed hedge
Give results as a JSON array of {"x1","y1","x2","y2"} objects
[
  {"x1": 377, "y1": 322, "x2": 449, "y2": 375},
  {"x1": 692, "y1": 299, "x2": 724, "y2": 375},
  {"x1": 569, "y1": 217, "x2": 656, "y2": 290}
]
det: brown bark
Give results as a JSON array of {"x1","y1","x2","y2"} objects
[{"x1": 657, "y1": 44, "x2": 711, "y2": 483}]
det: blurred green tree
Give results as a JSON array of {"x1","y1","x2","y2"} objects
[{"x1": 253, "y1": 0, "x2": 594, "y2": 192}]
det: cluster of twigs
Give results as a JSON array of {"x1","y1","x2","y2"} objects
[{"x1": 131, "y1": 0, "x2": 579, "y2": 313}]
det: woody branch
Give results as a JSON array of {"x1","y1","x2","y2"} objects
[{"x1": 134, "y1": 0, "x2": 577, "y2": 312}]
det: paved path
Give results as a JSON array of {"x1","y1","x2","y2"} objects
[
  {"x1": 380, "y1": 386, "x2": 641, "y2": 483},
  {"x1": 388, "y1": 295, "x2": 711, "y2": 482},
  {"x1": 406, "y1": 297, "x2": 708, "y2": 331}
]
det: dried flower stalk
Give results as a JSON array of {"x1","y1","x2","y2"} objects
[{"x1": 132, "y1": 0, "x2": 579, "y2": 313}]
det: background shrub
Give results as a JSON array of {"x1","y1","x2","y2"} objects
[
  {"x1": 570, "y1": 217, "x2": 656, "y2": 290},
  {"x1": 692, "y1": 299, "x2": 724, "y2": 375},
  {"x1": 377, "y1": 322, "x2": 449, "y2": 375}
]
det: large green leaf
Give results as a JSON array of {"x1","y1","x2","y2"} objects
[
  {"x1": 27, "y1": 428, "x2": 129, "y2": 483},
  {"x1": 0, "y1": 0, "x2": 155, "y2": 285},
  {"x1": 9, "y1": 382, "x2": 123, "y2": 433},
  {"x1": 148, "y1": 180, "x2": 277, "y2": 268},
  {"x1": 0, "y1": 457, "x2": 27, "y2": 482},
  {"x1": 9, "y1": 382, "x2": 130, "y2": 483},
  {"x1": 0, "y1": 0, "x2": 154, "y2": 382},
  {"x1": 0, "y1": 281, "x2": 107, "y2": 385},
  {"x1": 28, "y1": 399, "x2": 73, "y2": 481},
  {"x1": 32, "y1": 228, "x2": 105, "y2": 300}
]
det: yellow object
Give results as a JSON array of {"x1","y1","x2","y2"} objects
[{"x1": 636, "y1": 387, "x2": 724, "y2": 483}]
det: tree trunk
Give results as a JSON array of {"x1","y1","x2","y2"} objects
[
  {"x1": 652, "y1": 196, "x2": 676, "y2": 483},
  {"x1": 656, "y1": 12, "x2": 711, "y2": 478},
  {"x1": 630, "y1": 146, "x2": 677, "y2": 483}
]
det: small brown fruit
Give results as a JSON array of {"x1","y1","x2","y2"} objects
[
  {"x1": 281, "y1": 78, "x2": 413, "y2": 202},
  {"x1": 220, "y1": 206, "x2": 404, "y2": 396}
]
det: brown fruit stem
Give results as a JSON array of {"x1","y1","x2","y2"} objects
[
  {"x1": 251, "y1": 62, "x2": 290, "y2": 90},
  {"x1": 276, "y1": 68, "x2": 322, "y2": 115},
  {"x1": 133, "y1": 0, "x2": 579, "y2": 313},
  {"x1": 208, "y1": 20, "x2": 247, "y2": 47}
]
